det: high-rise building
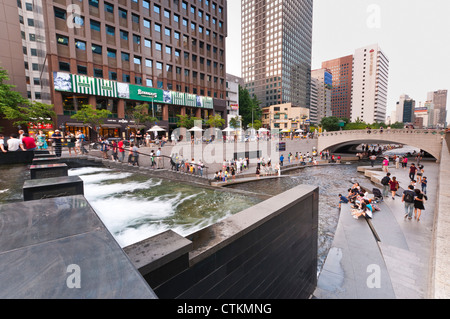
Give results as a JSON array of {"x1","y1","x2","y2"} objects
[
  {"x1": 16, "y1": 0, "x2": 51, "y2": 104},
  {"x1": 310, "y1": 68, "x2": 332, "y2": 125},
  {"x1": 40, "y1": 0, "x2": 228, "y2": 138},
  {"x1": 226, "y1": 73, "x2": 243, "y2": 125},
  {"x1": 321, "y1": 55, "x2": 353, "y2": 119},
  {"x1": 241, "y1": 0, "x2": 313, "y2": 110},
  {"x1": 395, "y1": 94, "x2": 415, "y2": 124},
  {"x1": 427, "y1": 90, "x2": 448, "y2": 128},
  {"x1": 351, "y1": 44, "x2": 389, "y2": 124}
]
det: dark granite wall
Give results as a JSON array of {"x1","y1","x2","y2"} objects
[{"x1": 149, "y1": 187, "x2": 319, "y2": 299}]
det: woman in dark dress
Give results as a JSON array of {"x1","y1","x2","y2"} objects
[{"x1": 414, "y1": 189, "x2": 427, "y2": 221}]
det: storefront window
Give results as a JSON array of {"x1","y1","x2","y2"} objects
[{"x1": 97, "y1": 98, "x2": 118, "y2": 117}]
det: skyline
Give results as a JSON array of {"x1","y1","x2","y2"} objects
[{"x1": 225, "y1": 0, "x2": 450, "y2": 123}]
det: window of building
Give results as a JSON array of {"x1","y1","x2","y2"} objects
[
  {"x1": 146, "y1": 79, "x2": 153, "y2": 87},
  {"x1": 107, "y1": 49, "x2": 116, "y2": 58},
  {"x1": 75, "y1": 40, "x2": 86, "y2": 50},
  {"x1": 104, "y1": 2, "x2": 114, "y2": 13},
  {"x1": 106, "y1": 25, "x2": 115, "y2": 36},
  {"x1": 121, "y1": 52, "x2": 130, "y2": 61},
  {"x1": 54, "y1": 7, "x2": 66, "y2": 20},
  {"x1": 25, "y1": 3, "x2": 32, "y2": 11},
  {"x1": 56, "y1": 34, "x2": 68, "y2": 45},
  {"x1": 109, "y1": 71, "x2": 117, "y2": 80},
  {"x1": 77, "y1": 65, "x2": 88, "y2": 74},
  {"x1": 91, "y1": 44, "x2": 102, "y2": 54},
  {"x1": 90, "y1": 20, "x2": 101, "y2": 31},
  {"x1": 59, "y1": 61, "x2": 70, "y2": 72}
]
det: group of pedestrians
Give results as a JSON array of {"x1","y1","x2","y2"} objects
[{"x1": 380, "y1": 159, "x2": 428, "y2": 222}]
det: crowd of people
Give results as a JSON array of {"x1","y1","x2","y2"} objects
[{"x1": 340, "y1": 150, "x2": 429, "y2": 223}]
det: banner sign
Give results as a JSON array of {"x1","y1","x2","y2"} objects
[{"x1": 54, "y1": 72, "x2": 215, "y2": 109}]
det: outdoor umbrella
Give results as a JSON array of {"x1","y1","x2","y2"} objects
[
  {"x1": 222, "y1": 127, "x2": 236, "y2": 132},
  {"x1": 188, "y1": 126, "x2": 205, "y2": 132},
  {"x1": 147, "y1": 125, "x2": 166, "y2": 132}
]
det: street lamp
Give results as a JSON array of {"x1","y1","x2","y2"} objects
[{"x1": 149, "y1": 93, "x2": 157, "y2": 119}]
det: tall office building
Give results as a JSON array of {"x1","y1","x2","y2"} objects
[
  {"x1": 310, "y1": 68, "x2": 332, "y2": 125},
  {"x1": 321, "y1": 55, "x2": 353, "y2": 119},
  {"x1": 40, "y1": 0, "x2": 228, "y2": 137},
  {"x1": 395, "y1": 94, "x2": 416, "y2": 124},
  {"x1": 241, "y1": 0, "x2": 313, "y2": 110},
  {"x1": 351, "y1": 44, "x2": 389, "y2": 124},
  {"x1": 427, "y1": 90, "x2": 448, "y2": 128}
]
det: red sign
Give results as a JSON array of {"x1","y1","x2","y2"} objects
[{"x1": 28, "y1": 122, "x2": 54, "y2": 129}]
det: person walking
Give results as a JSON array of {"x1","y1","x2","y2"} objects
[
  {"x1": 416, "y1": 165, "x2": 424, "y2": 184},
  {"x1": 382, "y1": 157, "x2": 389, "y2": 173},
  {"x1": 402, "y1": 185, "x2": 416, "y2": 220},
  {"x1": 421, "y1": 176, "x2": 428, "y2": 195},
  {"x1": 381, "y1": 173, "x2": 391, "y2": 198},
  {"x1": 389, "y1": 176, "x2": 399, "y2": 200},
  {"x1": 369, "y1": 154, "x2": 377, "y2": 167},
  {"x1": 395, "y1": 156, "x2": 400, "y2": 169},
  {"x1": 402, "y1": 156, "x2": 408, "y2": 169},
  {"x1": 414, "y1": 189, "x2": 427, "y2": 221},
  {"x1": 409, "y1": 163, "x2": 418, "y2": 181}
]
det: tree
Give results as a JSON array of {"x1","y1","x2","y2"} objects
[
  {"x1": 229, "y1": 116, "x2": 241, "y2": 129},
  {"x1": 1, "y1": 101, "x2": 56, "y2": 128},
  {"x1": 239, "y1": 85, "x2": 262, "y2": 129},
  {"x1": 176, "y1": 114, "x2": 202, "y2": 129},
  {"x1": 320, "y1": 116, "x2": 342, "y2": 132},
  {"x1": 126, "y1": 103, "x2": 157, "y2": 131},
  {"x1": 0, "y1": 67, "x2": 56, "y2": 130},
  {"x1": 71, "y1": 104, "x2": 112, "y2": 136},
  {"x1": 248, "y1": 120, "x2": 262, "y2": 131},
  {"x1": 206, "y1": 114, "x2": 225, "y2": 128}
]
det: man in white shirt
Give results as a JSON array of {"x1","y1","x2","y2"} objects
[
  {"x1": 7, "y1": 133, "x2": 25, "y2": 151},
  {"x1": 156, "y1": 148, "x2": 161, "y2": 169}
]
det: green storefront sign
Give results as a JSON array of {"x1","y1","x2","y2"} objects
[{"x1": 54, "y1": 72, "x2": 215, "y2": 109}]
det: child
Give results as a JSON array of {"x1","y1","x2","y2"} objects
[{"x1": 421, "y1": 176, "x2": 427, "y2": 194}]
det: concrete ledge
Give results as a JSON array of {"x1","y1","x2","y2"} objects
[
  {"x1": 432, "y1": 139, "x2": 450, "y2": 298},
  {"x1": 0, "y1": 195, "x2": 156, "y2": 299},
  {"x1": 23, "y1": 176, "x2": 84, "y2": 201},
  {"x1": 124, "y1": 230, "x2": 193, "y2": 288},
  {"x1": 30, "y1": 163, "x2": 68, "y2": 180},
  {"x1": 187, "y1": 184, "x2": 318, "y2": 265}
]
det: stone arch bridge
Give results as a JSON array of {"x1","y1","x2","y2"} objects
[{"x1": 317, "y1": 129, "x2": 446, "y2": 162}]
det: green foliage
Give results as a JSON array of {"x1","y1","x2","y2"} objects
[
  {"x1": 127, "y1": 103, "x2": 157, "y2": 129},
  {"x1": 206, "y1": 114, "x2": 225, "y2": 128},
  {"x1": 2, "y1": 101, "x2": 56, "y2": 128},
  {"x1": 71, "y1": 104, "x2": 112, "y2": 133},
  {"x1": 239, "y1": 85, "x2": 262, "y2": 129},
  {"x1": 0, "y1": 67, "x2": 27, "y2": 112},
  {"x1": 320, "y1": 116, "x2": 342, "y2": 132},
  {"x1": 176, "y1": 114, "x2": 202, "y2": 129},
  {"x1": 0, "y1": 67, "x2": 56, "y2": 128},
  {"x1": 248, "y1": 120, "x2": 262, "y2": 130},
  {"x1": 229, "y1": 116, "x2": 241, "y2": 129}
]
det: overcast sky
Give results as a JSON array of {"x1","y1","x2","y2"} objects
[{"x1": 226, "y1": 0, "x2": 450, "y2": 120}]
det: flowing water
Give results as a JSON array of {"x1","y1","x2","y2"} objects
[{"x1": 68, "y1": 167, "x2": 261, "y2": 248}]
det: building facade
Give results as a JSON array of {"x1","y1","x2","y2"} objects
[
  {"x1": 41, "y1": 0, "x2": 228, "y2": 139},
  {"x1": 225, "y1": 73, "x2": 243, "y2": 126},
  {"x1": 427, "y1": 89, "x2": 448, "y2": 128},
  {"x1": 310, "y1": 68, "x2": 332, "y2": 125},
  {"x1": 241, "y1": 0, "x2": 313, "y2": 109},
  {"x1": 351, "y1": 44, "x2": 389, "y2": 124},
  {"x1": 261, "y1": 102, "x2": 309, "y2": 133},
  {"x1": 395, "y1": 94, "x2": 415, "y2": 124},
  {"x1": 321, "y1": 54, "x2": 353, "y2": 119}
]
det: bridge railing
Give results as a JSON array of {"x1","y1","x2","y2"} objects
[{"x1": 317, "y1": 129, "x2": 446, "y2": 137}]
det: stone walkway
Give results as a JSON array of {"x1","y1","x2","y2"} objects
[{"x1": 314, "y1": 160, "x2": 438, "y2": 299}]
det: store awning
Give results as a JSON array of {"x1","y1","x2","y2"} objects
[
  {"x1": 101, "y1": 124, "x2": 123, "y2": 128},
  {"x1": 65, "y1": 122, "x2": 89, "y2": 127}
]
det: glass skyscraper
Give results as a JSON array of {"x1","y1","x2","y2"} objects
[{"x1": 241, "y1": 0, "x2": 313, "y2": 109}]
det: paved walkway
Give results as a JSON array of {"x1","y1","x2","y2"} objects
[{"x1": 314, "y1": 160, "x2": 438, "y2": 299}]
